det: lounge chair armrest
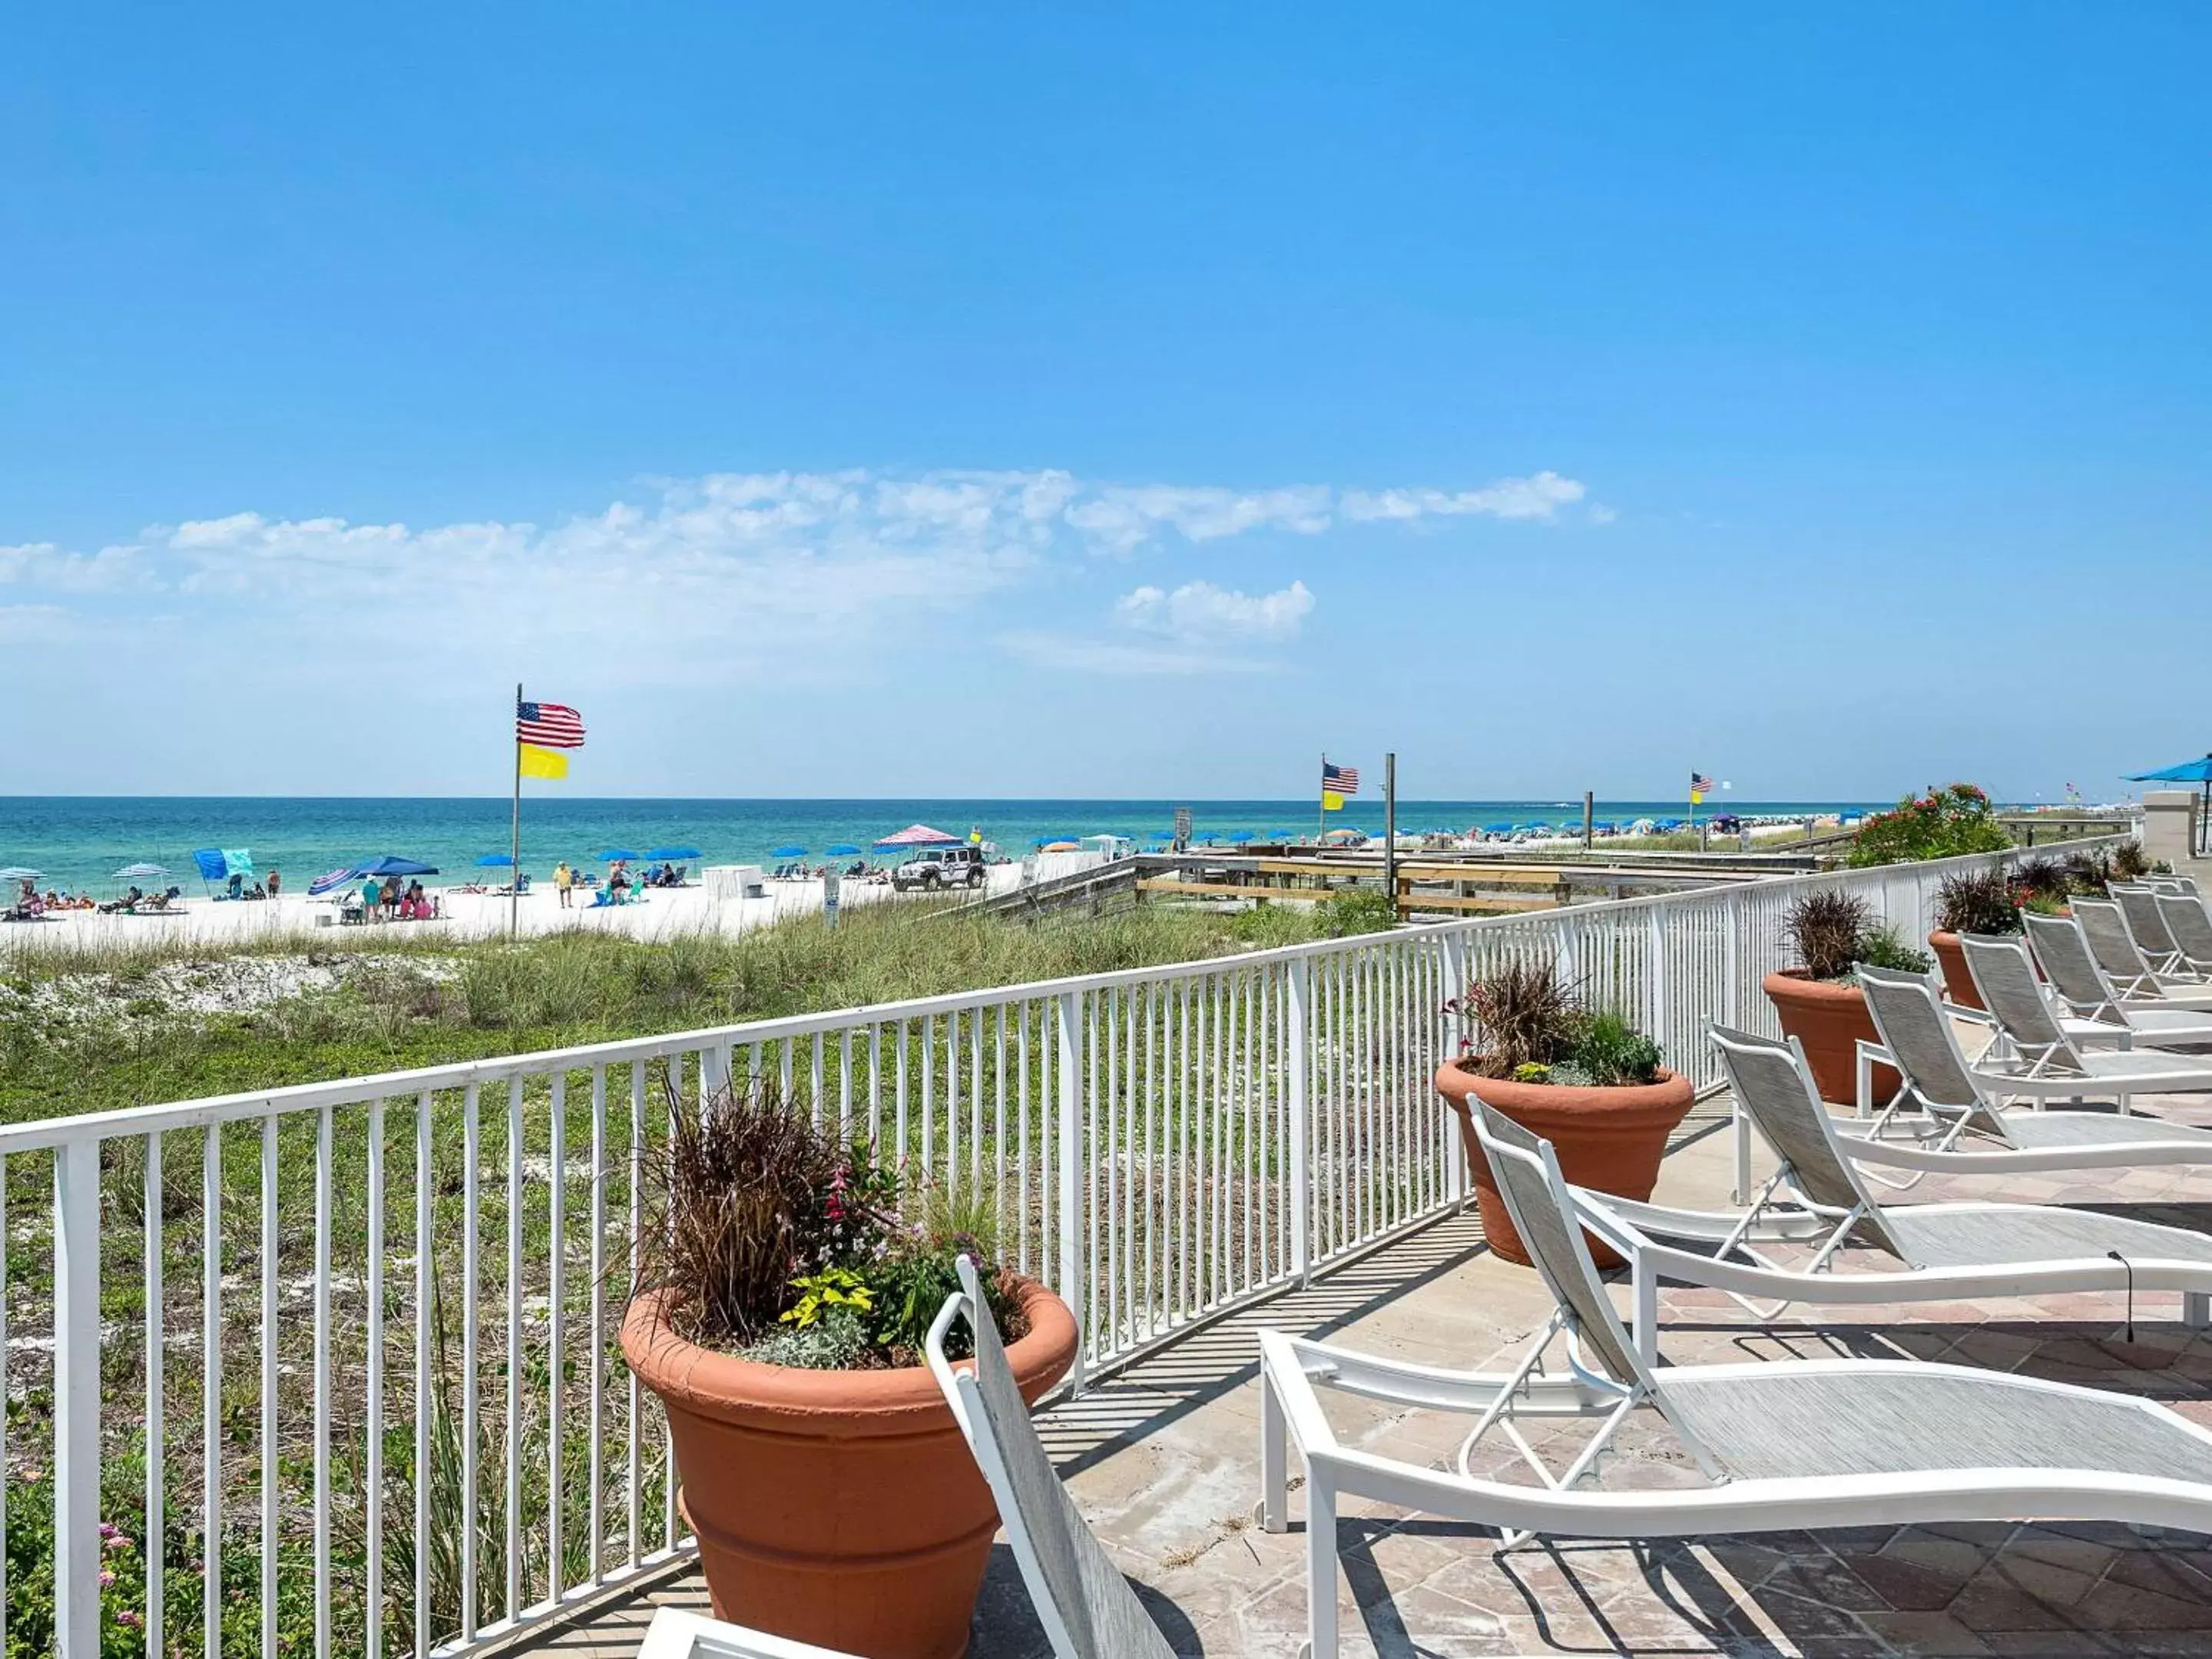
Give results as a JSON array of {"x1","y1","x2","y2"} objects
[{"x1": 1568, "y1": 1187, "x2": 1834, "y2": 1246}]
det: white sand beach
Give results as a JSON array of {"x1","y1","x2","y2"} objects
[{"x1": 0, "y1": 851, "x2": 1115, "y2": 953}]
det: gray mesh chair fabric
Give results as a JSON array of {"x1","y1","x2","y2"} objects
[
  {"x1": 2159, "y1": 892, "x2": 2212, "y2": 973},
  {"x1": 2076, "y1": 899, "x2": 2195, "y2": 999},
  {"x1": 1473, "y1": 1101, "x2": 1644, "y2": 1386},
  {"x1": 955, "y1": 1270, "x2": 1175, "y2": 1659},
  {"x1": 1959, "y1": 933, "x2": 2085, "y2": 1073},
  {"x1": 1996, "y1": 1111, "x2": 2212, "y2": 1151},
  {"x1": 1856, "y1": 965, "x2": 1992, "y2": 1116},
  {"x1": 1882, "y1": 1203, "x2": 2212, "y2": 1272},
  {"x1": 2022, "y1": 910, "x2": 2123, "y2": 1018},
  {"x1": 1657, "y1": 1366, "x2": 2212, "y2": 1486},
  {"x1": 2114, "y1": 885, "x2": 2188, "y2": 967},
  {"x1": 1707, "y1": 1025, "x2": 1906, "y2": 1254}
]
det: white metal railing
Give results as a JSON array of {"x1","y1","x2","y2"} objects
[{"x1": 6, "y1": 836, "x2": 2129, "y2": 1655}]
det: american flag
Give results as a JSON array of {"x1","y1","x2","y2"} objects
[
  {"x1": 517, "y1": 700, "x2": 587, "y2": 749},
  {"x1": 1323, "y1": 760, "x2": 1359, "y2": 796},
  {"x1": 1690, "y1": 771, "x2": 1714, "y2": 794}
]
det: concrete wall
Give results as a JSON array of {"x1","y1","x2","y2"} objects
[{"x1": 2143, "y1": 790, "x2": 2200, "y2": 867}]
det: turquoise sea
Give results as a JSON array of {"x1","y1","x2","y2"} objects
[{"x1": 0, "y1": 797, "x2": 1886, "y2": 894}]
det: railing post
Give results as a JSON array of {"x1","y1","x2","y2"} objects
[
  {"x1": 1287, "y1": 955, "x2": 1312, "y2": 1284},
  {"x1": 1439, "y1": 931, "x2": 1468, "y2": 1205},
  {"x1": 1055, "y1": 991, "x2": 1085, "y2": 1396},
  {"x1": 54, "y1": 1138, "x2": 101, "y2": 1659},
  {"x1": 1646, "y1": 907, "x2": 1668, "y2": 1065}
]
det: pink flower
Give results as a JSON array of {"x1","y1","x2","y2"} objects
[
  {"x1": 98, "y1": 1522, "x2": 117, "y2": 1538},
  {"x1": 98, "y1": 1569, "x2": 115, "y2": 1588},
  {"x1": 104, "y1": 1532, "x2": 132, "y2": 1551},
  {"x1": 116, "y1": 1609, "x2": 143, "y2": 1629}
]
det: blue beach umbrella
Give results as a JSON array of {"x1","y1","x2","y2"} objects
[
  {"x1": 355, "y1": 856, "x2": 440, "y2": 877},
  {"x1": 2126, "y1": 753, "x2": 2212, "y2": 852},
  {"x1": 476, "y1": 853, "x2": 515, "y2": 867},
  {"x1": 307, "y1": 866, "x2": 355, "y2": 897},
  {"x1": 647, "y1": 846, "x2": 703, "y2": 861},
  {"x1": 1230, "y1": 831, "x2": 1255, "y2": 843},
  {"x1": 771, "y1": 845, "x2": 808, "y2": 859},
  {"x1": 598, "y1": 848, "x2": 643, "y2": 862},
  {"x1": 824, "y1": 844, "x2": 862, "y2": 857}
]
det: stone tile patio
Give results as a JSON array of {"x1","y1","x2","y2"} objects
[{"x1": 523, "y1": 1089, "x2": 2212, "y2": 1658}]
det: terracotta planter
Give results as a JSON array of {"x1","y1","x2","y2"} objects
[
  {"x1": 1763, "y1": 969, "x2": 1896, "y2": 1108},
  {"x1": 621, "y1": 1276, "x2": 1078, "y2": 1659},
  {"x1": 1435, "y1": 1061, "x2": 1695, "y2": 1268},
  {"x1": 1928, "y1": 931, "x2": 1982, "y2": 1011}
]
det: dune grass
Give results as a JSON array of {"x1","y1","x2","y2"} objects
[{"x1": 0, "y1": 899, "x2": 1325, "y2": 1122}]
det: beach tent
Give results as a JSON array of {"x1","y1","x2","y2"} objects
[
  {"x1": 873, "y1": 824, "x2": 962, "y2": 850},
  {"x1": 2126, "y1": 754, "x2": 2212, "y2": 855},
  {"x1": 824, "y1": 843, "x2": 861, "y2": 857},
  {"x1": 354, "y1": 856, "x2": 439, "y2": 878},
  {"x1": 476, "y1": 854, "x2": 515, "y2": 867},
  {"x1": 647, "y1": 846, "x2": 702, "y2": 861}
]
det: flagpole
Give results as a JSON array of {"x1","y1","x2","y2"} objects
[{"x1": 510, "y1": 682, "x2": 523, "y2": 940}]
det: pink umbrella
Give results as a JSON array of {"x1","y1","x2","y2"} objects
[{"x1": 873, "y1": 823, "x2": 963, "y2": 849}]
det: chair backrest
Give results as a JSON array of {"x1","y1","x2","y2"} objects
[
  {"x1": 1856, "y1": 964, "x2": 1986, "y2": 1112},
  {"x1": 2112, "y1": 883, "x2": 2183, "y2": 959},
  {"x1": 1707, "y1": 1025, "x2": 1908, "y2": 1258},
  {"x1": 2076, "y1": 898, "x2": 2161, "y2": 990},
  {"x1": 2157, "y1": 891, "x2": 2212, "y2": 968},
  {"x1": 1470, "y1": 1101, "x2": 1649, "y2": 1389},
  {"x1": 1959, "y1": 932, "x2": 2086, "y2": 1074},
  {"x1": 930, "y1": 1259, "x2": 1174, "y2": 1659},
  {"x1": 2021, "y1": 909, "x2": 2123, "y2": 1020}
]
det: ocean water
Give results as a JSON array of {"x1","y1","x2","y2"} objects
[{"x1": 0, "y1": 796, "x2": 1884, "y2": 894}]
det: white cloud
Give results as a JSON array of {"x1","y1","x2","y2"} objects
[
  {"x1": 1116, "y1": 578, "x2": 1315, "y2": 641},
  {"x1": 1339, "y1": 469, "x2": 1587, "y2": 523},
  {"x1": 1, "y1": 464, "x2": 1594, "y2": 687}
]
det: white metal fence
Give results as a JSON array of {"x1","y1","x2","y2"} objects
[{"x1": 6, "y1": 838, "x2": 2127, "y2": 1655}]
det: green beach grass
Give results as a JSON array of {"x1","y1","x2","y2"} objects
[{"x1": 0, "y1": 897, "x2": 1338, "y2": 1123}]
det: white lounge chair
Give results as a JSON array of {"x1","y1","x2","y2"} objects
[
  {"x1": 1856, "y1": 963, "x2": 2212, "y2": 1137},
  {"x1": 2157, "y1": 888, "x2": 2212, "y2": 977},
  {"x1": 1571, "y1": 1025, "x2": 2212, "y2": 1365},
  {"x1": 2111, "y1": 882, "x2": 2209, "y2": 980},
  {"x1": 926, "y1": 1257, "x2": 1178, "y2": 1659},
  {"x1": 2021, "y1": 909, "x2": 2212, "y2": 1039},
  {"x1": 1959, "y1": 930, "x2": 2212, "y2": 1063},
  {"x1": 1257, "y1": 1098, "x2": 2212, "y2": 1659},
  {"x1": 2076, "y1": 897, "x2": 2212, "y2": 1004},
  {"x1": 637, "y1": 1609, "x2": 863, "y2": 1658}
]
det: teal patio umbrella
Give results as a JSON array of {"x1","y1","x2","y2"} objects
[{"x1": 2125, "y1": 754, "x2": 2212, "y2": 855}]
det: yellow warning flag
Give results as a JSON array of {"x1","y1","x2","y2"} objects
[
  {"x1": 1321, "y1": 790, "x2": 1345, "y2": 812},
  {"x1": 519, "y1": 743, "x2": 569, "y2": 780}
]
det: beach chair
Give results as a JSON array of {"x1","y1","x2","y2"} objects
[
  {"x1": 1959, "y1": 930, "x2": 2212, "y2": 1062},
  {"x1": 2076, "y1": 897, "x2": 2212, "y2": 1003},
  {"x1": 2021, "y1": 909, "x2": 2212, "y2": 1039},
  {"x1": 2111, "y1": 883, "x2": 2206, "y2": 979},
  {"x1": 1257, "y1": 1098, "x2": 2212, "y2": 1659},
  {"x1": 1856, "y1": 963, "x2": 2212, "y2": 1136},
  {"x1": 1570, "y1": 1025, "x2": 2212, "y2": 1365},
  {"x1": 2157, "y1": 889, "x2": 2212, "y2": 975},
  {"x1": 636, "y1": 1608, "x2": 864, "y2": 1658},
  {"x1": 925, "y1": 1257, "x2": 1179, "y2": 1659}
]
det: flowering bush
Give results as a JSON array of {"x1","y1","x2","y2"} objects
[
  {"x1": 638, "y1": 1081, "x2": 1025, "y2": 1369},
  {"x1": 1846, "y1": 783, "x2": 2012, "y2": 867}
]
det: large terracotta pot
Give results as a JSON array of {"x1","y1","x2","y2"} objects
[
  {"x1": 622, "y1": 1276, "x2": 1078, "y2": 1659},
  {"x1": 1928, "y1": 931, "x2": 1982, "y2": 1011},
  {"x1": 1763, "y1": 969, "x2": 1896, "y2": 1108},
  {"x1": 1435, "y1": 1060, "x2": 1695, "y2": 1268}
]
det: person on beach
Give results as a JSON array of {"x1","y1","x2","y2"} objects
[
  {"x1": 555, "y1": 860, "x2": 573, "y2": 906},
  {"x1": 267, "y1": 868, "x2": 280, "y2": 899},
  {"x1": 359, "y1": 879, "x2": 381, "y2": 920}
]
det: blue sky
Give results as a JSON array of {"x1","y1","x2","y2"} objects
[{"x1": 4, "y1": 5, "x2": 2207, "y2": 802}]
